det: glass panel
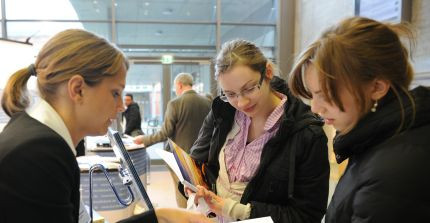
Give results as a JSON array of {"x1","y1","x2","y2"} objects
[
  {"x1": 117, "y1": 23, "x2": 216, "y2": 46},
  {"x1": 122, "y1": 49, "x2": 217, "y2": 58},
  {"x1": 7, "y1": 22, "x2": 112, "y2": 47},
  {"x1": 170, "y1": 63, "x2": 212, "y2": 99},
  {"x1": 70, "y1": 0, "x2": 114, "y2": 20},
  {"x1": 124, "y1": 63, "x2": 163, "y2": 132},
  {"x1": 221, "y1": 0, "x2": 276, "y2": 23},
  {"x1": 116, "y1": 0, "x2": 216, "y2": 22},
  {"x1": 5, "y1": 0, "x2": 112, "y2": 20},
  {"x1": 221, "y1": 25, "x2": 275, "y2": 58}
]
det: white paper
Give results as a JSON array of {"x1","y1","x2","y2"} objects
[
  {"x1": 76, "y1": 155, "x2": 120, "y2": 171},
  {"x1": 232, "y1": 217, "x2": 274, "y2": 223},
  {"x1": 155, "y1": 149, "x2": 184, "y2": 182},
  {"x1": 78, "y1": 199, "x2": 91, "y2": 223},
  {"x1": 85, "y1": 135, "x2": 143, "y2": 151},
  {"x1": 186, "y1": 193, "x2": 211, "y2": 215}
]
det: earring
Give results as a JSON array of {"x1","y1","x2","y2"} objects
[{"x1": 371, "y1": 100, "x2": 378, "y2": 112}]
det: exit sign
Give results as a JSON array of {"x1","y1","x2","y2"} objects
[{"x1": 161, "y1": 55, "x2": 174, "y2": 64}]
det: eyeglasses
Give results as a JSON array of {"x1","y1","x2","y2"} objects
[{"x1": 220, "y1": 72, "x2": 264, "y2": 103}]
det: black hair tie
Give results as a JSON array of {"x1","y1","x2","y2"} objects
[{"x1": 28, "y1": 64, "x2": 37, "y2": 77}]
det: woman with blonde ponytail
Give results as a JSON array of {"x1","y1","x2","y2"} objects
[
  {"x1": 0, "y1": 29, "x2": 210, "y2": 223},
  {"x1": 289, "y1": 17, "x2": 430, "y2": 222}
]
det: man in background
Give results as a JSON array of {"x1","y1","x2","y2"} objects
[
  {"x1": 123, "y1": 93, "x2": 143, "y2": 136},
  {"x1": 134, "y1": 73, "x2": 211, "y2": 207}
]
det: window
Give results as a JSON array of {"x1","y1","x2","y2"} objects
[
  {"x1": 221, "y1": 0, "x2": 276, "y2": 23},
  {"x1": 116, "y1": 0, "x2": 216, "y2": 22}
]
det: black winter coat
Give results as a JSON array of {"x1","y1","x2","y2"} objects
[
  {"x1": 190, "y1": 76, "x2": 330, "y2": 223},
  {"x1": 326, "y1": 86, "x2": 430, "y2": 223}
]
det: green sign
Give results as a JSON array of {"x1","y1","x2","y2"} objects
[{"x1": 161, "y1": 55, "x2": 174, "y2": 64}]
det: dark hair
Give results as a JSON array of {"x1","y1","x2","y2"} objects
[
  {"x1": 2, "y1": 29, "x2": 128, "y2": 117},
  {"x1": 289, "y1": 17, "x2": 416, "y2": 131},
  {"x1": 125, "y1": 93, "x2": 134, "y2": 100}
]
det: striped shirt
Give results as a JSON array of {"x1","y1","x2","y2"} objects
[{"x1": 224, "y1": 93, "x2": 287, "y2": 183}]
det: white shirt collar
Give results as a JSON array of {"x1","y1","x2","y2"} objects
[{"x1": 27, "y1": 99, "x2": 76, "y2": 156}]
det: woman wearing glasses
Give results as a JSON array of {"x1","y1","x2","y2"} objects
[{"x1": 189, "y1": 39, "x2": 330, "y2": 222}]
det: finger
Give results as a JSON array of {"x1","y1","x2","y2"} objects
[{"x1": 194, "y1": 187, "x2": 205, "y2": 205}]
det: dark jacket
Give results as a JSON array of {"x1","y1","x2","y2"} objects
[
  {"x1": 326, "y1": 86, "x2": 430, "y2": 223},
  {"x1": 0, "y1": 112, "x2": 81, "y2": 223},
  {"x1": 190, "y1": 76, "x2": 330, "y2": 223},
  {"x1": 0, "y1": 112, "x2": 159, "y2": 223},
  {"x1": 123, "y1": 102, "x2": 142, "y2": 135}
]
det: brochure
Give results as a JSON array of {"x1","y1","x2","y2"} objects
[{"x1": 156, "y1": 139, "x2": 208, "y2": 190}]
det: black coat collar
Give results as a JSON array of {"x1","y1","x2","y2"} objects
[{"x1": 334, "y1": 86, "x2": 430, "y2": 163}]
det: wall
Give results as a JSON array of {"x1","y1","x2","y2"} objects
[
  {"x1": 294, "y1": 0, "x2": 355, "y2": 54},
  {"x1": 411, "y1": 0, "x2": 430, "y2": 86}
]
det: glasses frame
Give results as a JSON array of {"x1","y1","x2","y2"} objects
[{"x1": 220, "y1": 67, "x2": 266, "y2": 103}]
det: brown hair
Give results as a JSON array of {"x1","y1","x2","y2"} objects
[
  {"x1": 2, "y1": 29, "x2": 128, "y2": 117},
  {"x1": 215, "y1": 39, "x2": 269, "y2": 79},
  {"x1": 289, "y1": 17, "x2": 415, "y2": 119}
]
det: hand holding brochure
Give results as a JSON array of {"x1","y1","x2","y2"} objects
[{"x1": 156, "y1": 139, "x2": 208, "y2": 190}]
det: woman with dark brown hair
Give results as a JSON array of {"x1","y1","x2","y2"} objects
[{"x1": 289, "y1": 17, "x2": 430, "y2": 222}]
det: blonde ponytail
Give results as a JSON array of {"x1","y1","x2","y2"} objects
[{"x1": 1, "y1": 66, "x2": 33, "y2": 117}]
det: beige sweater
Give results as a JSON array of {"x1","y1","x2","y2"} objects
[{"x1": 216, "y1": 122, "x2": 252, "y2": 221}]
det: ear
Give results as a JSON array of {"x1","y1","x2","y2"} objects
[
  {"x1": 265, "y1": 63, "x2": 274, "y2": 80},
  {"x1": 370, "y1": 79, "x2": 391, "y2": 101},
  {"x1": 67, "y1": 75, "x2": 85, "y2": 103}
]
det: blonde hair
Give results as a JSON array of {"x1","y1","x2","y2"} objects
[
  {"x1": 2, "y1": 29, "x2": 128, "y2": 116},
  {"x1": 289, "y1": 17, "x2": 415, "y2": 118},
  {"x1": 215, "y1": 39, "x2": 269, "y2": 79}
]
